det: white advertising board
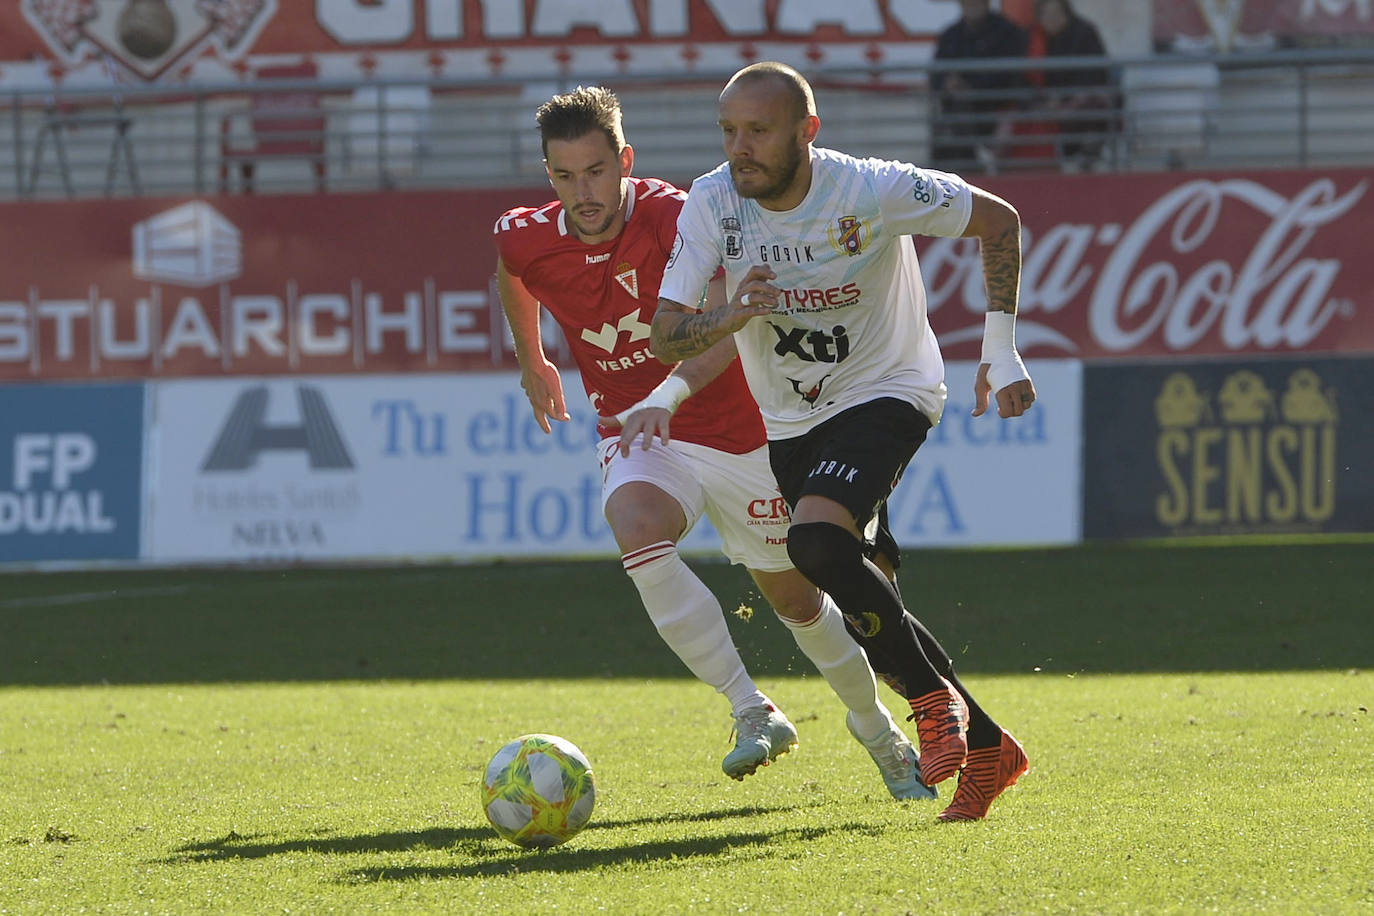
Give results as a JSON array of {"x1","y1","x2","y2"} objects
[
  {"x1": 886, "y1": 359, "x2": 1082, "y2": 547},
  {"x1": 144, "y1": 372, "x2": 718, "y2": 563},
  {"x1": 143, "y1": 362, "x2": 1080, "y2": 565}
]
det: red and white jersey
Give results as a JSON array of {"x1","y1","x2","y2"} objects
[{"x1": 495, "y1": 177, "x2": 765, "y2": 454}]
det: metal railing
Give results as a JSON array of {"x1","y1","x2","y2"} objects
[{"x1": 2, "y1": 48, "x2": 1372, "y2": 201}]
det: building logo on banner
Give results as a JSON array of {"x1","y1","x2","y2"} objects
[
  {"x1": 1154, "y1": 367, "x2": 1338, "y2": 530},
  {"x1": 189, "y1": 382, "x2": 357, "y2": 554},
  {"x1": 202, "y1": 384, "x2": 354, "y2": 471},
  {"x1": 22, "y1": 0, "x2": 276, "y2": 80},
  {"x1": 133, "y1": 202, "x2": 242, "y2": 287}
]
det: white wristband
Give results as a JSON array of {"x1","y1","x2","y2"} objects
[
  {"x1": 614, "y1": 374, "x2": 692, "y2": 425},
  {"x1": 980, "y1": 311, "x2": 1029, "y2": 394}
]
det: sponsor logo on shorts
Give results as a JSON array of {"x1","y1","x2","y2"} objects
[
  {"x1": 746, "y1": 495, "x2": 790, "y2": 531},
  {"x1": 807, "y1": 458, "x2": 860, "y2": 484}
]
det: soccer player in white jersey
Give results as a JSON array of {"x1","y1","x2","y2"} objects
[
  {"x1": 652, "y1": 62, "x2": 1033, "y2": 821},
  {"x1": 494, "y1": 86, "x2": 938, "y2": 797}
]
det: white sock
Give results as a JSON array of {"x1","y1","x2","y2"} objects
[
  {"x1": 780, "y1": 593, "x2": 890, "y2": 738},
  {"x1": 624, "y1": 541, "x2": 768, "y2": 717}
]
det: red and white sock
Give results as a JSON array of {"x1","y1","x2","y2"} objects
[{"x1": 624, "y1": 540, "x2": 767, "y2": 716}]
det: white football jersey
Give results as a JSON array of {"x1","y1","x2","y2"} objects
[{"x1": 660, "y1": 146, "x2": 973, "y2": 439}]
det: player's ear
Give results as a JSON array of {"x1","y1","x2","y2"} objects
[
  {"x1": 544, "y1": 160, "x2": 554, "y2": 187},
  {"x1": 620, "y1": 144, "x2": 635, "y2": 176},
  {"x1": 801, "y1": 115, "x2": 820, "y2": 144}
]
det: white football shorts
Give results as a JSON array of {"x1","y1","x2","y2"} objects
[{"x1": 597, "y1": 435, "x2": 792, "y2": 571}]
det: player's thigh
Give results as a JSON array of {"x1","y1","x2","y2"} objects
[
  {"x1": 747, "y1": 566, "x2": 821, "y2": 622},
  {"x1": 599, "y1": 437, "x2": 705, "y2": 552},
  {"x1": 769, "y1": 398, "x2": 931, "y2": 535},
  {"x1": 676, "y1": 442, "x2": 792, "y2": 572}
]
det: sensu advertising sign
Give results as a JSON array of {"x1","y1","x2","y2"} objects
[
  {"x1": 0, "y1": 383, "x2": 143, "y2": 563},
  {"x1": 1083, "y1": 356, "x2": 1374, "y2": 539}
]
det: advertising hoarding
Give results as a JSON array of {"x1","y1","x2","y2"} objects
[
  {"x1": 888, "y1": 359, "x2": 1081, "y2": 548},
  {"x1": 142, "y1": 361, "x2": 1080, "y2": 566},
  {"x1": 145, "y1": 371, "x2": 636, "y2": 563},
  {"x1": 0, "y1": 382, "x2": 143, "y2": 563},
  {"x1": 5, "y1": 172, "x2": 1370, "y2": 384},
  {"x1": 1082, "y1": 355, "x2": 1374, "y2": 539},
  {"x1": 2, "y1": 1, "x2": 964, "y2": 86}
]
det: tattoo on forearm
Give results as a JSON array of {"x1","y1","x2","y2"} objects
[
  {"x1": 981, "y1": 224, "x2": 1022, "y2": 315},
  {"x1": 655, "y1": 311, "x2": 729, "y2": 362}
]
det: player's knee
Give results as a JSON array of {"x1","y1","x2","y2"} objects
[{"x1": 786, "y1": 522, "x2": 861, "y2": 593}]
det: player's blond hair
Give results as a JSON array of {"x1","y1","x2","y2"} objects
[{"x1": 535, "y1": 86, "x2": 626, "y2": 157}]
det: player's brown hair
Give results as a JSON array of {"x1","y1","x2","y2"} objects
[
  {"x1": 723, "y1": 61, "x2": 817, "y2": 122},
  {"x1": 535, "y1": 86, "x2": 626, "y2": 157}
]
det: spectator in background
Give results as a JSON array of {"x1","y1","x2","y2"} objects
[
  {"x1": 931, "y1": 0, "x2": 1030, "y2": 173},
  {"x1": 1030, "y1": 0, "x2": 1118, "y2": 170}
]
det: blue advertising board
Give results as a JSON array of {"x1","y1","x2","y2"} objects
[
  {"x1": 1083, "y1": 356, "x2": 1374, "y2": 539},
  {"x1": 0, "y1": 383, "x2": 144, "y2": 563}
]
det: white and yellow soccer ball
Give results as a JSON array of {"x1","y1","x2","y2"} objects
[{"x1": 481, "y1": 734, "x2": 596, "y2": 849}]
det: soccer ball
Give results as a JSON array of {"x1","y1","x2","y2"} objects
[{"x1": 481, "y1": 734, "x2": 596, "y2": 849}]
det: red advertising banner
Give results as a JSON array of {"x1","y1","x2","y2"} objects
[
  {"x1": 1, "y1": 168, "x2": 1370, "y2": 382},
  {"x1": 921, "y1": 168, "x2": 1374, "y2": 361},
  {"x1": 1153, "y1": 0, "x2": 1374, "y2": 52},
  {"x1": 1, "y1": 1, "x2": 962, "y2": 86}
]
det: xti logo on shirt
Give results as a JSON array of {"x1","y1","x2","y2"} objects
[{"x1": 770, "y1": 323, "x2": 850, "y2": 363}]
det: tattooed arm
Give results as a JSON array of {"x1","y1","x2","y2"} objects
[
  {"x1": 962, "y1": 186, "x2": 1022, "y2": 316},
  {"x1": 650, "y1": 264, "x2": 778, "y2": 364},
  {"x1": 961, "y1": 186, "x2": 1037, "y2": 418}
]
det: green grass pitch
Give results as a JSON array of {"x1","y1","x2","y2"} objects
[{"x1": 1, "y1": 541, "x2": 1370, "y2": 914}]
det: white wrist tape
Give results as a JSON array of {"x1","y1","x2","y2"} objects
[
  {"x1": 980, "y1": 311, "x2": 1030, "y2": 394},
  {"x1": 614, "y1": 374, "x2": 692, "y2": 425}
]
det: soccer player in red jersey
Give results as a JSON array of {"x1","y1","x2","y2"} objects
[{"x1": 494, "y1": 86, "x2": 933, "y2": 798}]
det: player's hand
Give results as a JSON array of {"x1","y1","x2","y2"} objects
[
  {"x1": 973, "y1": 363, "x2": 1037, "y2": 418},
  {"x1": 725, "y1": 265, "x2": 781, "y2": 331},
  {"x1": 617, "y1": 407, "x2": 673, "y2": 457},
  {"x1": 520, "y1": 358, "x2": 568, "y2": 434}
]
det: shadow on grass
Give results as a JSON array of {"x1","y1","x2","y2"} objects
[
  {"x1": 3, "y1": 542, "x2": 1370, "y2": 685},
  {"x1": 343, "y1": 824, "x2": 841, "y2": 881},
  {"x1": 163, "y1": 803, "x2": 815, "y2": 865}
]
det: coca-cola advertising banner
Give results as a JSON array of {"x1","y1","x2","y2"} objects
[
  {"x1": 1, "y1": 168, "x2": 1370, "y2": 382},
  {"x1": 1, "y1": 0, "x2": 964, "y2": 86},
  {"x1": 1082, "y1": 355, "x2": 1374, "y2": 539},
  {"x1": 1153, "y1": 0, "x2": 1374, "y2": 52}
]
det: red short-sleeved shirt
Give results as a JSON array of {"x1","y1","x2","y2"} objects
[{"x1": 494, "y1": 177, "x2": 765, "y2": 454}]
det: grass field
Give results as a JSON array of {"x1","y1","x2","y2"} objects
[{"x1": 1, "y1": 542, "x2": 1371, "y2": 914}]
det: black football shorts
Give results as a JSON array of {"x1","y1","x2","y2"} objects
[{"x1": 768, "y1": 397, "x2": 932, "y2": 565}]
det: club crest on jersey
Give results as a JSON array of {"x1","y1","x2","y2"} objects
[
  {"x1": 614, "y1": 263, "x2": 640, "y2": 298},
  {"x1": 828, "y1": 216, "x2": 869, "y2": 257},
  {"x1": 788, "y1": 374, "x2": 832, "y2": 407},
  {"x1": 721, "y1": 217, "x2": 744, "y2": 260}
]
